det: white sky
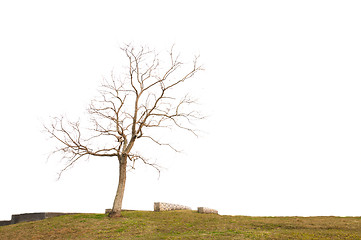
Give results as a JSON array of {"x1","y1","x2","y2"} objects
[{"x1": 1, "y1": 0, "x2": 361, "y2": 220}]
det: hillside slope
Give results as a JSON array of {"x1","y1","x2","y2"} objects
[{"x1": 1, "y1": 210, "x2": 361, "y2": 239}]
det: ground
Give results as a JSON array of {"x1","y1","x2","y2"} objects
[{"x1": 1, "y1": 210, "x2": 361, "y2": 239}]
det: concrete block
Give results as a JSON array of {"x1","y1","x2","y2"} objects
[{"x1": 197, "y1": 207, "x2": 218, "y2": 214}]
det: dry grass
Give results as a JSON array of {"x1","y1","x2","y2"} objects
[{"x1": 1, "y1": 210, "x2": 361, "y2": 239}]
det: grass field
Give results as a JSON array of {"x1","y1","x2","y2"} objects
[{"x1": 1, "y1": 210, "x2": 361, "y2": 239}]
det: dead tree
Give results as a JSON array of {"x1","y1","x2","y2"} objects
[{"x1": 44, "y1": 44, "x2": 203, "y2": 217}]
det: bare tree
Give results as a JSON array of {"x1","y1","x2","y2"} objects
[{"x1": 44, "y1": 44, "x2": 203, "y2": 217}]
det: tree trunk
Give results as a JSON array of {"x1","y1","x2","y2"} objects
[{"x1": 109, "y1": 155, "x2": 127, "y2": 217}]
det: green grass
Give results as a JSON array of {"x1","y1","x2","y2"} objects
[{"x1": 1, "y1": 210, "x2": 361, "y2": 239}]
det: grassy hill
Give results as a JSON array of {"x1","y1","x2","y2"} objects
[{"x1": 1, "y1": 210, "x2": 361, "y2": 239}]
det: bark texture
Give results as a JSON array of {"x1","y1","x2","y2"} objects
[{"x1": 109, "y1": 155, "x2": 127, "y2": 217}]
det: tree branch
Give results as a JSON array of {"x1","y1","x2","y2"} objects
[{"x1": 44, "y1": 43, "x2": 203, "y2": 179}]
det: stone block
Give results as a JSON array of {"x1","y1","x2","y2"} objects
[
  {"x1": 154, "y1": 202, "x2": 191, "y2": 212},
  {"x1": 197, "y1": 207, "x2": 218, "y2": 214}
]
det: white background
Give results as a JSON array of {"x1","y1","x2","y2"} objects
[{"x1": 1, "y1": 0, "x2": 361, "y2": 220}]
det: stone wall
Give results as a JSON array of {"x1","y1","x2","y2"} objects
[
  {"x1": 11, "y1": 213, "x2": 46, "y2": 224},
  {"x1": 0, "y1": 220, "x2": 11, "y2": 226},
  {"x1": 0, "y1": 212, "x2": 77, "y2": 226},
  {"x1": 154, "y1": 202, "x2": 192, "y2": 212},
  {"x1": 11, "y1": 212, "x2": 76, "y2": 224}
]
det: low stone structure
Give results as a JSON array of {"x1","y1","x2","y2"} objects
[
  {"x1": 0, "y1": 220, "x2": 11, "y2": 226},
  {"x1": 154, "y1": 202, "x2": 191, "y2": 212},
  {"x1": 197, "y1": 207, "x2": 218, "y2": 214},
  {"x1": 11, "y1": 212, "x2": 75, "y2": 224},
  {"x1": 0, "y1": 212, "x2": 77, "y2": 226}
]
